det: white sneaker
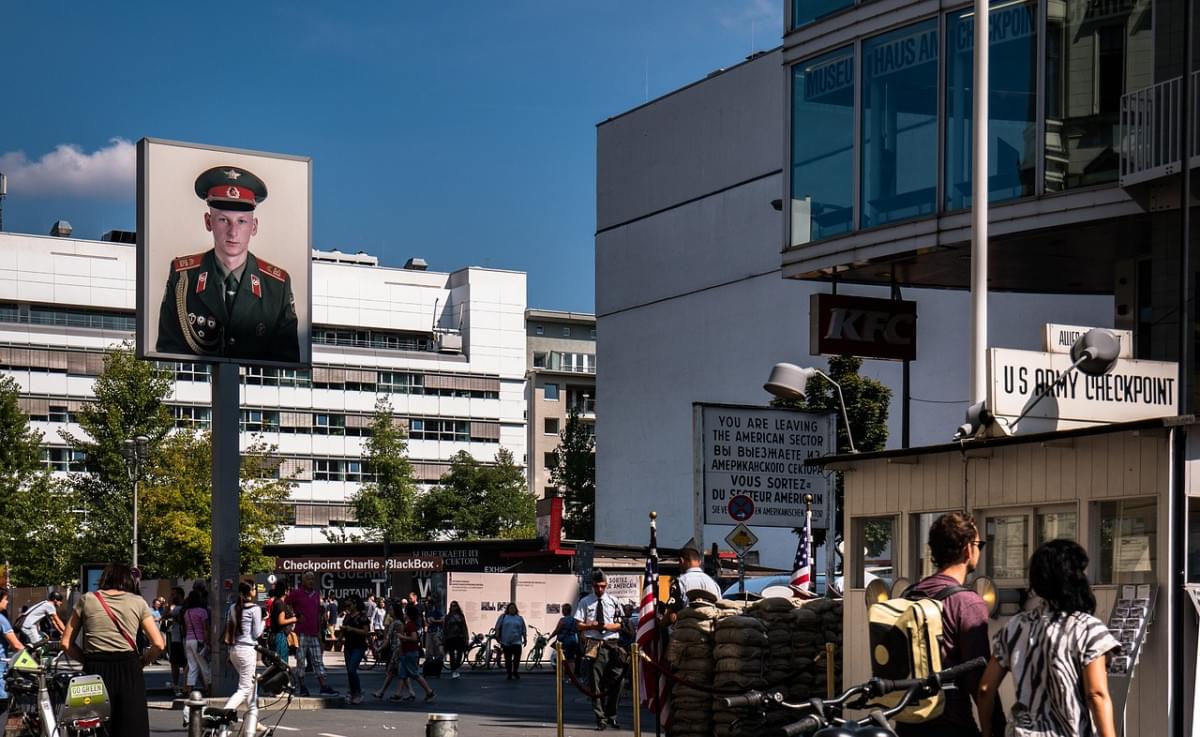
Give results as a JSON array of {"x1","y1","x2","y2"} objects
[{"x1": 451, "y1": 671, "x2": 460, "y2": 679}]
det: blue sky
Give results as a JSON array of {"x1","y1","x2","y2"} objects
[{"x1": 0, "y1": 1, "x2": 782, "y2": 312}]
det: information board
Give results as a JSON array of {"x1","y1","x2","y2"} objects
[{"x1": 697, "y1": 404, "x2": 835, "y2": 529}]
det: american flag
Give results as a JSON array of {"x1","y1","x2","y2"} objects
[
  {"x1": 637, "y1": 517, "x2": 670, "y2": 728},
  {"x1": 791, "y1": 501, "x2": 817, "y2": 598}
]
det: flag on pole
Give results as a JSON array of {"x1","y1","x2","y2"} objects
[
  {"x1": 637, "y1": 516, "x2": 670, "y2": 728},
  {"x1": 791, "y1": 500, "x2": 817, "y2": 599}
]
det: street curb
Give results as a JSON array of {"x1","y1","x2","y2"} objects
[{"x1": 149, "y1": 696, "x2": 345, "y2": 712}]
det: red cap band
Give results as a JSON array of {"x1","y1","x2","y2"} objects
[{"x1": 207, "y1": 185, "x2": 256, "y2": 204}]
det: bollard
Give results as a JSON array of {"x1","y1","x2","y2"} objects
[
  {"x1": 426, "y1": 713, "x2": 459, "y2": 737},
  {"x1": 631, "y1": 644, "x2": 641, "y2": 737},
  {"x1": 555, "y1": 643, "x2": 565, "y2": 737},
  {"x1": 186, "y1": 690, "x2": 205, "y2": 737},
  {"x1": 825, "y1": 643, "x2": 836, "y2": 699}
]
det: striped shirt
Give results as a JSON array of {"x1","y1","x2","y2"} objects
[{"x1": 992, "y1": 604, "x2": 1120, "y2": 737}]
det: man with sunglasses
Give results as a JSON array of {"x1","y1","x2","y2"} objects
[
  {"x1": 898, "y1": 512, "x2": 999, "y2": 737},
  {"x1": 575, "y1": 569, "x2": 623, "y2": 730}
]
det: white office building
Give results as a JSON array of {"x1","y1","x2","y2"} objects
[{"x1": 0, "y1": 230, "x2": 527, "y2": 544}]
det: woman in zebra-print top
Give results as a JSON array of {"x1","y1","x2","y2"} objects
[{"x1": 977, "y1": 540, "x2": 1120, "y2": 737}]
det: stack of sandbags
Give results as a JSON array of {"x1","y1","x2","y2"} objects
[
  {"x1": 711, "y1": 614, "x2": 767, "y2": 737},
  {"x1": 809, "y1": 598, "x2": 843, "y2": 692},
  {"x1": 789, "y1": 602, "x2": 823, "y2": 699},
  {"x1": 744, "y1": 597, "x2": 807, "y2": 728},
  {"x1": 666, "y1": 602, "x2": 721, "y2": 737}
]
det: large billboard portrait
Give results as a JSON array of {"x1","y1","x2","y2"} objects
[{"x1": 136, "y1": 138, "x2": 311, "y2": 367}]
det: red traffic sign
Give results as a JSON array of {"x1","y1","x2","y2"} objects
[{"x1": 728, "y1": 494, "x2": 755, "y2": 522}]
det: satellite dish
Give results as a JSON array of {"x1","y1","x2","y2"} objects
[
  {"x1": 974, "y1": 575, "x2": 1000, "y2": 617},
  {"x1": 864, "y1": 579, "x2": 890, "y2": 608},
  {"x1": 889, "y1": 577, "x2": 911, "y2": 599}
]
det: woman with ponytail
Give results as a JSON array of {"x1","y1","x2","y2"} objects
[
  {"x1": 223, "y1": 581, "x2": 264, "y2": 734},
  {"x1": 978, "y1": 540, "x2": 1120, "y2": 737}
]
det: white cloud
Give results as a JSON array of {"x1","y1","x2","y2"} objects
[
  {"x1": 0, "y1": 138, "x2": 135, "y2": 198},
  {"x1": 718, "y1": 0, "x2": 782, "y2": 32}
]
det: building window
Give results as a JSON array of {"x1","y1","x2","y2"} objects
[
  {"x1": 791, "y1": 46, "x2": 855, "y2": 245},
  {"x1": 544, "y1": 486, "x2": 558, "y2": 498},
  {"x1": 409, "y1": 418, "x2": 469, "y2": 442},
  {"x1": 562, "y1": 327, "x2": 571, "y2": 337},
  {"x1": 544, "y1": 383, "x2": 559, "y2": 401},
  {"x1": 544, "y1": 418, "x2": 560, "y2": 435},
  {"x1": 792, "y1": 0, "x2": 853, "y2": 30},
  {"x1": 174, "y1": 405, "x2": 212, "y2": 429},
  {"x1": 47, "y1": 406, "x2": 70, "y2": 423},
  {"x1": 42, "y1": 447, "x2": 86, "y2": 472},
  {"x1": 533, "y1": 352, "x2": 547, "y2": 369},
  {"x1": 544, "y1": 452, "x2": 557, "y2": 471},
  {"x1": 312, "y1": 327, "x2": 432, "y2": 352},
  {"x1": 984, "y1": 513, "x2": 1030, "y2": 581},
  {"x1": 861, "y1": 20, "x2": 939, "y2": 229},
  {"x1": 240, "y1": 409, "x2": 279, "y2": 432},
  {"x1": 174, "y1": 363, "x2": 212, "y2": 383},
  {"x1": 911, "y1": 511, "x2": 957, "y2": 581},
  {"x1": 944, "y1": 1, "x2": 1037, "y2": 211},
  {"x1": 1097, "y1": 498, "x2": 1156, "y2": 585},
  {"x1": 535, "y1": 325, "x2": 544, "y2": 336},
  {"x1": 1037, "y1": 507, "x2": 1077, "y2": 545},
  {"x1": 590, "y1": 328, "x2": 596, "y2": 339},
  {"x1": 852, "y1": 516, "x2": 896, "y2": 588},
  {"x1": 313, "y1": 413, "x2": 346, "y2": 435},
  {"x1": 1044, "y1": 0, "x2": 1153, "y2": 191}
]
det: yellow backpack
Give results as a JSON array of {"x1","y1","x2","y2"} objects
[{"x1": 866, "y1": 584, "x2": 967, "y2": 723}]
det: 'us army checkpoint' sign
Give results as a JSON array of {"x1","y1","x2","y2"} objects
[{"x1": 695, "y1": 404, "x2": 835, "y2": 529}]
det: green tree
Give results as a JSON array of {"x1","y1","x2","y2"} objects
[
  {"x1": 415, "y1": 449, "x2": 535, "y2": 540},
  {"x1": 0, "y1": 375, "x2": 81, "y2": 585},
  {"x1": 549, "y1": 406, "x2": 596, "y2": 539},
  {"x1": 140, "y1": 431, "x2": 292, "y2": 577},
  {"x1": 772, "y1": 355, "x2": 892, "y2": 549},
  {"x1": 346, "y1": 398, "x2": 418, "y2": 543},
  {"x1": 60, "y1": 344, "x2": 174, "y2": 568}
]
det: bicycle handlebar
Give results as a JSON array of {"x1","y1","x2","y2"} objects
[
  {"x1": 721, "y1": 690, "x2": 771, "y2": 709},
  {"x1": 869, "y1": 657, "x2": 987, "y2": 698},
  {"x1": 778, "y1": 716, "x2": 822, "y2": 737}
]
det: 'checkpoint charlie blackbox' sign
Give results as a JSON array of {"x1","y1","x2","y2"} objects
[{"x1": 695, "y1": 404, "x2": 835, "y2": 529}]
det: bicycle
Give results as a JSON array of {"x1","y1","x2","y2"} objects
[
  {"x1": 467, "y1": 630, "x2": 498, "y2": 669},
  {"x1": 5, "y1": 640, "x2": 111, "y2": 737},
  {"x1": 194, "y1": 644, "x2": 294, "y2": 737},
  {"x1": 720, "y1": 658, "x2": 986, "y2": 737},
  {"x1": 524, "y1": 626, "x2": 548, "y2": 670}
]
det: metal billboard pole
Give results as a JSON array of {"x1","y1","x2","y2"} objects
[
  {"x1": 210, "y1": 362, "x2": 241, "y2": 695},
  {"x1": 969, "y1": 0, "x2": 989, "y2": 405}
]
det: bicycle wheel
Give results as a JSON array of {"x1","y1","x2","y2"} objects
[
  {"x1": 525, "y1": 648, "x2": 543, "y2": 671},
  {"x1": 470, "y1": 647, "x2": 485, "y2": 669}
]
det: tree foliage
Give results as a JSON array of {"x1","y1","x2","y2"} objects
[
  {"x1": 549, "y1": 406, "x2": 595, "y2": 539},
  {"x1": 60, "y1": 344, "x2": 175, "y2": 569},
  {"x1": 0, "y1": 374, "x2": 80, "y2": 585},
  {"x1": 415, "y1": 449, "x2": 535, "y2": 540},
  {"x1": 346, "y1": 398, "x2": 418, "y2": 543},
  {"x1": 772, "y1": 355, "x2": 892, "y2": 548}
]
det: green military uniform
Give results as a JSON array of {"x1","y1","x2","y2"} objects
[
  {"x1": 154, "y1": 164, "x2": 300, "y2": 363},
  {"x1": 156, "y1": 249, "x2": 299, "y2": 362}
]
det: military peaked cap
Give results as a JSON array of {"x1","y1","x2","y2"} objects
[{"x1": 194, "y1": 166, "x2": 268, "y2": 211}]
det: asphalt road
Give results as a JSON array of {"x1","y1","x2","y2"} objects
[{"x1": 145, "y1": 654, "x2": 653, "y2": 737}]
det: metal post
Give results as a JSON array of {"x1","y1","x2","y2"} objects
[
  {"x1": 210, "y1": 362, "x2": 241, "y2": 696},
  {"x1": 632, "y1": 643, "x2": 641, "y2": 737},
  {"x1": 186, "y1": 690, "x2": 205, "y2": 737},
  {"x1": 969, "y1": 0, "x2": 989, "y2": 405},
  {"x1": 825, "y1": 643, "x2": 836, "y2": 698},
  {"x1": 555, "y1": 643, "x2": 565, "y2": 737},
  {"x1": 132, "y1": 475, "x2": 139, "y2": 571},
  {"x1": 737, "y1": 554, "x2": 746, "y2": 596}
]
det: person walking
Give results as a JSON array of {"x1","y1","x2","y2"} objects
[
  {"x1": 443, "y1": 601, "x2": 468, "y2": 679},
  {"x1": 223, "y1": 582, "x2": 265, "y2": 734},
  {"x1": 267, "y1": 579, "x2": 296, "y2": 670},
  {"x1": 181, "y1": 589, "x2": 212, "y2": 694},
  {"x1": 61, "y1": 563, "x2": 164, "y2": 737},
  {"x1": 373, "y1": 601, "x2": 407, "y2": 699},
  {"x1": 0, "y1": 587, "x2": 26, "y2": 730},
  {"x1": 340, "y1": 597, "x2": 372, "y2": 705},
  {"x1": 164, "y1": 587, "x2": 187, "y2": 695},
  {"x1": 576, "y1": 569, "x2": 623, "y2": 730},
  {"x1": 897, "y1": 512, "x2": 997, "y2": 737},
  {"x1": 978, "y1": 540, "x2": 1121, "y2": 737},
  {"x1": 549, "y1": 603, "x2": 582, "y2": 674},
  {"x1": 494, "y1": 602, "x2": 527, "y2": 680},
  {"x1": 389, "y1": 603, "x2": 435, "y2": 703},
  {"x1": 286, "y1": 571, "x2": 338, "y2": 696}
]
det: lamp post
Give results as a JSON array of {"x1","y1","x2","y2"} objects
[
  {"x1": 763, "y1": 362, "x2": 857, "y2": 453},
  {"x1": 122, "y1": 435, "x2": 150, "y2": 571}
]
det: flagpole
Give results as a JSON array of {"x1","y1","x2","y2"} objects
[
  {"x1": 804, "y1": 494, "x2": 813, "y2": 597},
  {"x1": 650, "y1": 512, "x2": 662, "y2": 737}
]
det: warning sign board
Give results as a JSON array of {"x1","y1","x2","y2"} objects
[{"x1": 697, "y1": 404, "x2": 835, "y2": 529}]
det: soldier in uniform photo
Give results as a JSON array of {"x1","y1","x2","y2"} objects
[{"x1": 156, "y1": 165, "x2": 300, "y2": 362}]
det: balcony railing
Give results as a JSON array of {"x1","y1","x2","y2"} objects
[{"x1": 1120, "y1": 76, "x2": 1184, "y2": 187}]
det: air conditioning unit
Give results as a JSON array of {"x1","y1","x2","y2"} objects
[{"x1": 437, "y1": 333, "x2": 463, "y2": 354}]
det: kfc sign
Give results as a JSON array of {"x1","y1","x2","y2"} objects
[{"x1": 810, "y1": 293, "x2": 917, "y2": 361}]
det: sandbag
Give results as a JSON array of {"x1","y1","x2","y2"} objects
[{"x1": 714, "y1": 628, "x2": 769, "y2": 647}]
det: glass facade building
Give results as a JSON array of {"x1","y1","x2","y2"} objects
[{"x1": 788, "y1": 0, "x2": 1167, "y2": 244}]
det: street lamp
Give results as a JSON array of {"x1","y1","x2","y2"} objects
[
  {"x1": 122, "y1": 435, "x2": 150, "y2": 571},
  {"x1": 763, "y1": 363, "x2": 858, "y2": 453}
]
